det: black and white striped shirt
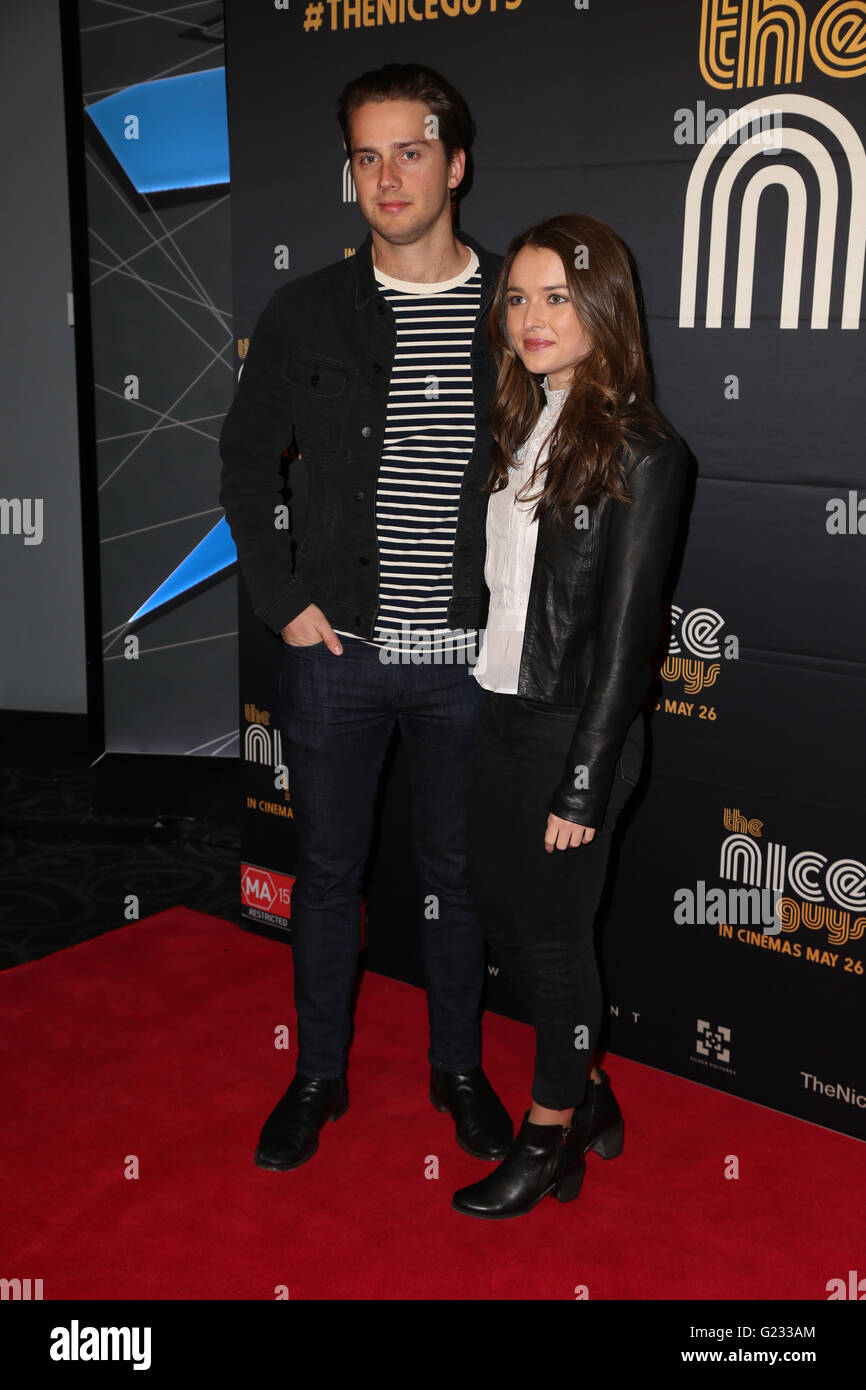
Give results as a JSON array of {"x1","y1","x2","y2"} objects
[{"x1": 334, "y1": 246, "x2": 481, "y2": 661}]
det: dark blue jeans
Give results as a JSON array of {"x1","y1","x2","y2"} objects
[{"x1": 278, "y1": 635, "x2": 485, "y2": 1078}]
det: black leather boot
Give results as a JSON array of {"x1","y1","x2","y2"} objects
[
  {"x1": 430, "y1": 1065, "x2": 513, "y2": 1160},
  {"x1": 451, "y1": 1109, "x2": 586, "y2": 1219},
  {"x1": 254, "y1": 1073, "x2": 348, "y2": 1171},
  {"x1": 577, "y1": 1067, "x2": 624, "y2": 1159}
]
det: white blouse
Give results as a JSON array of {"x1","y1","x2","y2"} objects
[{"x1": 473, "y1": 376, "x2": 568, "y2": 693}]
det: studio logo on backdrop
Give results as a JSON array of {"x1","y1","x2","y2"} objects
[
  {"x1": 697, "y1": 1018, "x2": 732, "y2": 1064},
  {"x1": 692, "y1": 1018, "x2": 736, "y2": 1075},
  {"x1": 683, "y1": 5, "x2": 866, "y2": 329}
]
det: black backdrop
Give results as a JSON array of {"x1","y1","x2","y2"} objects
[{"x1": 224, "y1": 0, "x2": 866, "y2": 1140}]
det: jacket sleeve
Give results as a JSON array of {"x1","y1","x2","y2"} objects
[
  {"x1": 548, "y1": 435, "x2": 689, "y2": 827},
  {"x1": 218, "y1": 289, "x2": 314, "y2": 636}
]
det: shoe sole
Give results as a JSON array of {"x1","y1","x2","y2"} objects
[
  {"x1": 430, "y1": 1088, "x2": 510, "y2": 1162},
  {"x1": 450, "y1": 1189, "x2": 555, "y2": 1219},
  {"x1": 451, "y1": 1162, "x2": 586, "y2": 1220},
  {"x1": 254, "y1": 1091, "x2": 349, "y2": 1171}
]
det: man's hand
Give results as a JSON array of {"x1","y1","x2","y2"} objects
[
  {"x1": 544, "y1": 813, "x2": 596, "y2": 852},
  {"x1": 280, "y1": 604, "x2": 343, "y2": 654}
]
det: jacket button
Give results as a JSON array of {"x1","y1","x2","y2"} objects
[
  {"x1": 372, "y1": 362, "x2": 382, "y2": 374},
  {"x1": 310, "y1": 373, "x2": 319, "y2": 386},
  {"x1": 361, "y1": 425, "x2": 372, "y2": 438},
  {"x1": 377, "y1": 303, "x2": 385, "y2": 316},
  {"x1": 353, "y1": 616, "x2": 362, "y2": 625},
  {"x1": 358, "y1": 555, "x2": 370, "y2": 566},
  {"x1": 354, "y1": 490, "x2": 365, "y2": 501}
]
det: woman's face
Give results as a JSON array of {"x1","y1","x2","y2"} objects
[{"x1": 505, "y1": 245, "x2": 592, "y2": 391}]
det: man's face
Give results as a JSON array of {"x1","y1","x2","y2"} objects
[{"x1": 347, "y1": 99, "x2": 464, "y2": 245}]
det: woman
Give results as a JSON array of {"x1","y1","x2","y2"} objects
[{"x1": 452, "y1": 213, "x2": 689, "y2": 1219}]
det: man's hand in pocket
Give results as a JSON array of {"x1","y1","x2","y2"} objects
[{"x1": 280, "y1": 605, "x2": 343, "y2": 653}]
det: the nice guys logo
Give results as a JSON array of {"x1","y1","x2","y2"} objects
[{"x1": 654, "y1": 603, "x2": 739, "y2": 715}]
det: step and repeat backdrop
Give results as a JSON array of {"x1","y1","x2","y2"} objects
[{"x1": 224, "y1": 0, "x2": 866, "y2": 1139}]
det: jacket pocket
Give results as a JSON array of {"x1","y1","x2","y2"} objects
[
  {"x1": 281, "y1": 348, "x2": 349, "y2": 453},
  {"x1": 519, "y1": 697, "x2": 583, "y2": 720}
]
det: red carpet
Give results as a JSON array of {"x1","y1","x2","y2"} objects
[{"x1": 2, "y1": 907, "x2": 863, "y2": 1300}]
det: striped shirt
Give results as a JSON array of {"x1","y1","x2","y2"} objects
[{"x1": 334, "y1": 245, "x2": 481, "y2": 662}]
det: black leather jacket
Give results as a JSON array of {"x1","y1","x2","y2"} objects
[
  {"x1": 523, "y1": 430, "x2": 689, "y2": 827},
  {"x1": 218, "y1": 229, "x2": 689, "y2": 831}
]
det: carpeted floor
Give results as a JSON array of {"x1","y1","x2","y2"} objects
[{"x1": 3, "y1": 905, "x2": 863, "y2": 1301}]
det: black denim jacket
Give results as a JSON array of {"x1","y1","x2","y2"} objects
[{"x1": 218, "y1": 228, "x2": 502, "y2": 641}]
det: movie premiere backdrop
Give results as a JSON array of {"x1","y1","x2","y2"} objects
[{"x1": 224, "y1": 0, "x2": 866, "y2": 1140}]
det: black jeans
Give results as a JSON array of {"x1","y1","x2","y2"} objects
[
  {"x1": 278, "y1": 635, "x2": 485, "y2": 1078},
  {"x1": 467, "y1": 690, "x2": 639, "y2": 1110}
]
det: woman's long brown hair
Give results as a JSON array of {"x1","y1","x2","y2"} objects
[{"x1": 486, "y1": 212, "x2": 672, "y2": 523}]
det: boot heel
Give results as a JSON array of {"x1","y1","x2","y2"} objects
[
  {"x1": 591, "y1": 1117, "x2": 624, "y2": 1158},
  {"x1": 329, "y1": 1091, "x2": 349, "y2": 1123},
  {"x1": 555, "y1": 1156, "x2": 586, "y2": 1203}
]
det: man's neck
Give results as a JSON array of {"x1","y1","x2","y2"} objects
[{"x1": 370, "y1": 222, "x2": 471, "y2": 285}]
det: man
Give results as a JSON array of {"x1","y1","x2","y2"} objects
[{"x1": 219, "y1": 63, "x2": 513, "y2": 1172}]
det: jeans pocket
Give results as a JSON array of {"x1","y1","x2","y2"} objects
[
  {"x1": 617, "y1": 731, "x2": 643, "y2": 787},
  {"x1": 617, "y1": 750, "x2": 639, "y2": 788}
]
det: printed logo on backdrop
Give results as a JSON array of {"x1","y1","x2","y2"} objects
[
  {"x1": 241, "y1": 863, "x2": 367, "y2": 945},
  {"x1": 700, "y1": 0, "x2": 866, "y2": 89},
  {"x1": 342, "y1": 158, "x2": 356, "y2": 203},
  {"x1": 294, "y1": 0, "x2": 525, "y2": 36},
  {"x1": 241, "y1": 862, "x2": 295, "y2": 930},
  {"x1": 801, "y1": 1068, "x2": 866, "y2": 1113},
  {"x1": 244, "y1": 702, "x2": 292, "y2": 819},
  {"x1": 650, "y1": 603, "x2": 739, "y2": 722},
  {"x1": 692, "y1": 1018, "x2": 735, "y2": 1075},
  {"x1": 682, "y1": 5, "x2": 866, "y2": 329},
  {"x1": 674, "y1": 805, "x2": 866, "y2": 975}
]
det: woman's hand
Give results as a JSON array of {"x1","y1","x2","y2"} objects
[{"x1": 544, "y1": 813, "x2": 596, "y2": 852}]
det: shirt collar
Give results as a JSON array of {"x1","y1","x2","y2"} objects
[{"x1": 353, "y1": 226, "x2": 498, "y2": 312}]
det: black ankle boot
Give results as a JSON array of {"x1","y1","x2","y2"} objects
[
  {"x1": 577, "y1": 1068, "x2": 624, "y2": 1159},
  {"x1": 451, "y1": 1110, "x2": 586, "y2": 1219}
]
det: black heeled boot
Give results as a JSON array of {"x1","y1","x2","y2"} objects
[
  {"x1": 451, "y1": 1109, "x2": 586, "y2": 1219},
  {"x1": 577, "y1": 1067, "x2": 624, "y2": 1159}
]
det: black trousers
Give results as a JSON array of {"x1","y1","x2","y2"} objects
[{"x1": 467, "y1": 689, "x2": 640, "y2": 1110}]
